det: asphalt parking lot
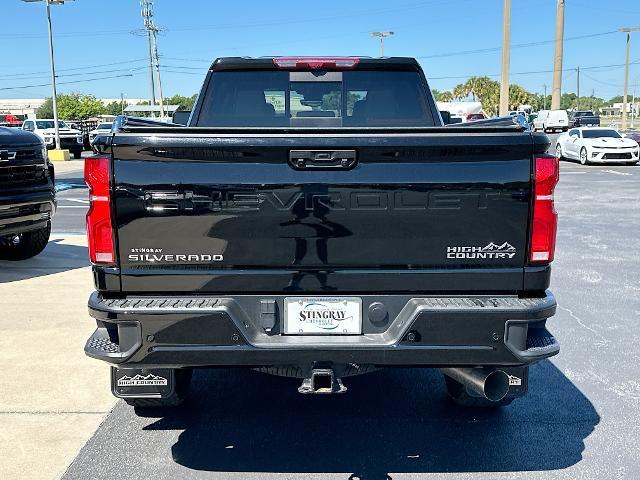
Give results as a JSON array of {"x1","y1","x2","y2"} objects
[{"x1": 3, "y1": 142, "x2": 640, "y2": 479}]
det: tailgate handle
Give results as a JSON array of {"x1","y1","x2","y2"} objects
[{"x1": 289, "y1": 150, "x2": 357, "y2": 170}]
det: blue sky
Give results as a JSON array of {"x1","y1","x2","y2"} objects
[{"x1": 1, "y1": 0, "x2": 639, "y2": 101}]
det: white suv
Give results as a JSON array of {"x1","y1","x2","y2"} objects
[{"x1": 22, "y1": 119, "x2": 84, "y2": 159}]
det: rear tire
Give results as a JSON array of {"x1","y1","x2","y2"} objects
[
  {"x1": 443, "y1": 374, "x2": 514, "y2": 408},
  {"x1": 73, "y1": 150, "x2": 82, "y2": 159},
  {"x1": 0, "y1": 222, "x2": 51, "y2": 260},
  {"x1": 125, "y1": 368, "x2": 193, "y2": 409}
]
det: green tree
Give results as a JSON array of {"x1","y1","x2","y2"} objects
[
  {"x1": 36, "y1": 97, "x2": 54, "y2": 118},
  {"x1": 432, "y1": 89, "x2": 454, "y2": 102},
  {"x1": 104, "y1": 100, "x2": 127, "y2": 116},
  {"x1": 165, "y1": 94, "x2": 198, "y2": 111},
  {"x1": 53, "y1": 93, "x2": 105, "y2": 120},
  {"x1": 438, "y1": 90, "x2": 454, "y2": 102}
]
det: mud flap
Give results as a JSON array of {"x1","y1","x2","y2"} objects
[{"x1": 111, "y1": 367, "x2": 176, "y2": 400}]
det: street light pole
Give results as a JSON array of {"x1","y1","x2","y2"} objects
[
  {"x1": 45, "y1": 0, "x2": 61, "y2": 151},
  {"x1": 371, "y1": 31, "x2": 394, "y2": 57},
  {"x1": 619, "y1": 28, "x2": 640, "y2": 131},
  {"x1": 22, "y1": 0, "x2": 70, "y2": 157}
]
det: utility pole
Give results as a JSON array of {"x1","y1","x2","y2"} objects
[
  {"x1": 499, "y1": 0, "x2": 511, "y2": 116},
  {"x1": 551, "y1": 0, "x2": 565, "y2": 110},
  {"x1": 371, "y1": 31, "x2": 394, "y2": 57},
  {"x1": 120, "y1": 92, "x2": 125, "y2": 115},
  {"x1": 141, "y1": 0, "x2": 158, "y2": 117},
  {"x1": 619, "y1": 28, "x2": 640, "y2": 131},
  {"x1": 145, "y1": 29, "x2": 156, "y2": 117},
  {"x1": 632, "y1": 85, "x2": 636, "y2": 128},
  {"x1": 151, "y1": 27, "x2": 165, "y2": 118},
  {"x1": 576, "y1": 66, "x2": 580, "y2": 110}
]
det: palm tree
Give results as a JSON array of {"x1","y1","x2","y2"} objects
[
  {"x1": 439, "y1": 91, "x2": 454, "y2": 102},
  {"x1": 453, "y1": 83, "x2": 470, "y2": 100}
]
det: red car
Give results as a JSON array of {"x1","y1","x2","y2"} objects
[{"x1": 465, "y1": 112, "x2": 486, "y2": 122}]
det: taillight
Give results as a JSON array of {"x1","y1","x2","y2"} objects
[
  {"x1": 530, "y1": 155, "x2": 559, "y2": 263},
  {"x1": 85, "y1": 156, "x2": 114, "y2": 264},
  {"x1": 272, "y1": 57, "x2": 359, "y2": 70}
]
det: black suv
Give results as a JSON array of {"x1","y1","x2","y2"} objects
[{"x1": 0, "y1": 127, "x2": 55, "y2": 260}]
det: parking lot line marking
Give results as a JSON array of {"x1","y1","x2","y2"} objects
[
  {"x1": 561, "y1": 171, "x2": 587, "y2": 174},
  {"x1": 601, "y1": 170, "x2": 632, "y2": 176},
  {"x1": 63, "y1": 198, "x2": 89, "y2": 204},
  {"x1": 58, "y1": 206, "x2": 88, "y2": 209}
]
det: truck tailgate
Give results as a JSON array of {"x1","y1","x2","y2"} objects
[{"x1": 111, "y1": 130, "x2": 538, "y2": 293}]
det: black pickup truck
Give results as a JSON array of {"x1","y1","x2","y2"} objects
[
  {"x1": 0, "y1": 127, "x2": 54, "y2": 260},
  {"x1": 85, "y1": 57, "x2": 560, "y2": 410},
  {"x1": 570, "y1": 110, "x2": 600, "y2": 128}
]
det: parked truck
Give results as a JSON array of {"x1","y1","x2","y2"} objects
[
  {"x1": 85, "y1": 57, "x2": 559, "y2": 411},
  {"x1": 0, "y1": 127, "x2": 55, "y2": 260}
]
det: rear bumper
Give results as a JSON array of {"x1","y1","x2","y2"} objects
[
  {"x1": 85, "y1": 291, "x2": 559, "y2": 369},
  {"x1": 0, "y1": 189, "x2": 55, "y2": 237}
]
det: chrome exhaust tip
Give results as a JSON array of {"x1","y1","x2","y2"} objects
[{"x1": 441, "y1": 367, "x2": 510, "y2": 402}]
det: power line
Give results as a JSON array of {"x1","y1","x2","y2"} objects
[
  {"x1": 428, "y1": 60, "x2": 640, "y2": 80},
  {"x1": 0, "y1": 58, "x2": 148, "y2": 79},
  {"x1": 0, "y1": 66, "x2": 147, "y2": 82},
  {"x1": 161, "y1": 69, "x2": 205, "y2": 76},
  {"x1": 417, "y1": 30, "x2": 616, "y2": 60},
  {"x1": 0, "y1": 73, "x2": 138, "y2": 92},
  {"x1": 580, "y1": 71, "x2": 624, "y2": 88}
]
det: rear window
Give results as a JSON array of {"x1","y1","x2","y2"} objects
[{"x1": 197, "y1": 70, "x2": 436, "y2": 127}]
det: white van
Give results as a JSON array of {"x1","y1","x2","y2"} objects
[{"x1": 532, "y1": 110, "x2": 569, "y2": 133}]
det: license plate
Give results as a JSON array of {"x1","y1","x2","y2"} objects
[{"x1": 284, "y1": 297, "x2": 362, "y2": 335}]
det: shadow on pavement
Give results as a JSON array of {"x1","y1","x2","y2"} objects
[
  {"x1": 0, "y1": 238, "x2": 89, "y2": 283},
  {"x1": 144, "y1": 361, "x2": 598, "y2": 479}
]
